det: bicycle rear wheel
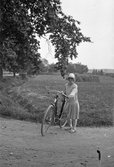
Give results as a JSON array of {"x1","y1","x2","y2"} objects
[
  {"x1": 59, "y1": 112, "x2": 68, "y2": 128},
  {"x1": 41, "y1": 105, "x2": 54, "y2": 136}
]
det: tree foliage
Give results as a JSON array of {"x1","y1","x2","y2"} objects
[
  {"x1": 0, "y1": 0, "x2": 41, "y2": 77},
  {"x1": 0, "y1": 0, "x2": 91, "y2": 78},
  {"x1": 49, "y1": 14, "x2": 91, "y2": 76},
  {"x1": 48, "y1": 63, "x2": 58, "y2": 73}
]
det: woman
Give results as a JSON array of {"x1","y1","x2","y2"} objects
[{"x1": 62, "y1": 73, "x2": 80, "y2": 133}]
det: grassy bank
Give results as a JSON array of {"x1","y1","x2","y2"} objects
[{"x1": 0, "y1": 75, "x2": 114, "y2": 126}]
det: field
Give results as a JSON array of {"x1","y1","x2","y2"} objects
[
  {"x1": 0, "y1": 74, "x2": 113, "y2": 127},
  {"x1": 0, "y1": 75, "x2": 114, "y2": 167}
]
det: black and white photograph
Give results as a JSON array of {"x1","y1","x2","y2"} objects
[{"x1": 0, "y1": 0, "x2": 114, "y2": 166}]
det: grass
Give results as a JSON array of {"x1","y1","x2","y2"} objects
[{"x1": 0, "y1": 74, "x2": 114, "y2": 126}]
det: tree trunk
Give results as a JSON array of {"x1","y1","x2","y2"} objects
[
  {"x1": 0, "y1": 65, "x2": 3, "y2": 79},
  {"x1": 13, "y1": 67, "x2": 16, "y2": 78},
  {"x1": 13, "y1": 71, "x2": 16, "y2": 78}
]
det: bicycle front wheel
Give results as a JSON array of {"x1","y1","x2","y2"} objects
[{"x1": 41, "y1": 105, "x2": 54, "y2": 136}]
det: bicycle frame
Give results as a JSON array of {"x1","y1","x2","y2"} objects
[{"x1": 48, "y1": 91, "x2": 66, "y2": 123}]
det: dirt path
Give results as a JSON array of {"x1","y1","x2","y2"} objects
[{"x1": 0, "y1": 118, "x2": 114, "y2": 167}]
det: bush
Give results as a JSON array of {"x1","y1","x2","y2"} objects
[
  {"x1": 75, "y1": 73, "x2": 100, "y2": 82},
  {"x1": 105, "y1": 73, "x2": 114, "y2": 78},
  {"x1": 0, "y1": 93, "x2": 43, "y2": 122}
]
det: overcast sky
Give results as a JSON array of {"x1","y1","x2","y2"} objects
[{"x1": 39, "y1": 0, "x2": 114, "y2": 69}]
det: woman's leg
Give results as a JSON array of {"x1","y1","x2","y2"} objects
[
  {"x1": 73, "y1": 119, "x2": 77, "y2": 130},
  {"x1": 70, "y1": 102, "x2": 79, "y2": 132},
  {"x1": 69, "y1": 119, "x2": 73, "y2": 129},
  {"x1": 70, "y1": 119, "x2": 77, "y2": 132}
]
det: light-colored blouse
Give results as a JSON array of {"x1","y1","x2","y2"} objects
[{"x1": 65, "y1": 83, "x2": 78, "y2": 103}]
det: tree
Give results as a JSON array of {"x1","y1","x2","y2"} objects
[
  {"x1": 41, "y1": 58, "x2": 49, "y2": 67},
  {"x1": 0, "y1": 0, "x2": 41, "y2": 78},
  {"x1": 74, "y1": 63, "x2": 88, "y2": 74},
  {"x1": 0, "y1": 0, "x2": 91, "y2": 79},
  {"x1": 48, "y1": 63, "x2": 58, "y2": 73},
  {"x1": 99, "y1": 69, "x2": 104, "y2": 75},
  {"x1": 5, "y1": 49, "x2": 18, "y2": 77},
  {"x1": 92, "y1": 69, "x2": 98, "y2": 75},
  {"x1": 66, "y1": 63, "x2": 76, "y2": 73},
  {"x1": 38, "y1": 58, "x2": 49, "y2": 73},
  {"x1": 25, "y1": 53, "x2": 41, "y2": 75},
  {"x1": 66, "y1": 62, "x2": 88, "y2": 74},
  {"x1": 49, "y1": 14, "x2": 91, "y2": 76}
]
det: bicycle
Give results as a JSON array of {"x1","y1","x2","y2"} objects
[{"x1": 41, "y1": 90, "x2": 68, "y2": 136}]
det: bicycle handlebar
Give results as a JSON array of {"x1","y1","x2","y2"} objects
[{"x1": 47, "y1": 90, "x2": 68, "y2": 98}]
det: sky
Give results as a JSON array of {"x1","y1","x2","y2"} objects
[{"x1": 39, "y1": 0, "x2": 114, "y2": 69}]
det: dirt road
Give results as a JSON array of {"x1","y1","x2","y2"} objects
[{"x1": 0, "y1": 118, "x2": 114, "y2": 167}]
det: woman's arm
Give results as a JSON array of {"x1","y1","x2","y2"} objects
[{"x1": 68, "y1": 87, "x2": 77, "y2": 97}]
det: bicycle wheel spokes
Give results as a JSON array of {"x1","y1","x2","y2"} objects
[{"x1": 41, "y1": 105, "x2": 54, "y2": 136}]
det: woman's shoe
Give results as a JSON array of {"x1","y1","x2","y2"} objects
[
  {"x1": 64, "y1": 127, "x2": 73, "y2": 130},
  {"x1": 69, "y1": 129, "x2": 76, "y2": 133}
]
